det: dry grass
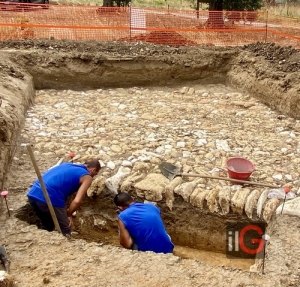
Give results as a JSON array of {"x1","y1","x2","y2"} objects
[
  {"x1": 264, "y1": 3, "x2": 300, "y2": 18},
  {"x1": 54, "y1": 0, "x2": 207, "y2": 10},
  {"x1": 49, "y1": 0, "x2": 300, "y2": 20},
  {"x1": 0, "y1": 12, "x2": 34, "y2": 41},
  {"x1": 52, "y1": 0, "x2": 300, "y2": 21},
  {"x1": 0, "y1": 1, "x2": 299, "y2": 47}
]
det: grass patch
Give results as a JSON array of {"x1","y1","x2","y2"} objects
[{"x1": 53, "y1": 0, "x2": 300, "y2": 20}]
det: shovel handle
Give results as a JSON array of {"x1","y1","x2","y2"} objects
[
  {"x1": 26, "y1": 144, "x2": 62, "y2": 234},
  {"x1": 180, "y1": 173, "x2": 279, "y2": 188}
]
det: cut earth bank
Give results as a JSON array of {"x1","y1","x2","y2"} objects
[{"x1": 0, "y1": 40, "x2": 300, "y2": 287}]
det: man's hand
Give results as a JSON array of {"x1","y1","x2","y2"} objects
[
  {"x1": 67, "y1": 175, "x2": 93, "y2": 216},
  {"x1": 68, "y1": 216, "x2": 73, "y2": 227},
  {"x1": 118, "y1": 219, "x2": 133, "y2": 249}
]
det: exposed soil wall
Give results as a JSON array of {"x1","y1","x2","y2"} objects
[
  {"x1": 0, "y1": 42, "x2": 235, "y2": 90},
  {"x1": 0, "y1": 55, "x2": 34, "y2": 189},
  {"x1": 228, "y1": 43, "x2": 300, "y2": 118}
]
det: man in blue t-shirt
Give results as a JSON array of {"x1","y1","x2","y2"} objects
[
  {"x1": 114, "y1": 192, "x2": 174, "y2": 254},
  {"x1": 27, "y1": 158, "x2": 101, "y2": 236}
]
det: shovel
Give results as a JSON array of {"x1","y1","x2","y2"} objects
[{"x1": 159, "y1": 162, "x2": 279, "y2": 188}]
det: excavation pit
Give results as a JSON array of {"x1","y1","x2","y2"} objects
[
  {"x1": 14, "y1": 193, "x2": 260, "y2": 271},
  {"x1": 7, "y1": 81, "x2": 270, "y2": 271},
  {"x1": 0, "y1": 40, "x2": 300, "y2": 286}
]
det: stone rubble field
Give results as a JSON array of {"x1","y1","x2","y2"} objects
[
  {"x1": 18, "y1": 84, "x2": 300, "y2": 204},
  {"x1": 2, "y1": 82, "x2": 300, "y2": 287}
]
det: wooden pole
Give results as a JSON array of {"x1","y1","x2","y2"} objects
[
  {"x1": 26, "y1": 144, "x2": 62, "y2": 234},
  {"x1": 261, "y1": 234, "x2": 270, "y2": 274},
  {"x1": 281, "y1": 193, "x2": 287, "y2": 214},
  {"x1": 180, "y1": 173, "x2": 279, "y2": 188},
  {"x1": 4, "y1": 197, "x2": 10, "y2": 217},
  {"x1": 262, "y1": 240, "x2": 266, "y2": 274}
]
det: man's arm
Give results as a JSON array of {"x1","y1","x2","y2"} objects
[
  {"x1": 118, "y1": 219, "x2": 133, "y2": 249},
  {"x1": 67, "y1": 175, "x2": 92, "y2": 217}
]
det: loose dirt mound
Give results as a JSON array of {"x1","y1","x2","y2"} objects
[
  {"x1": 0, "y1": 38, "x2": 226, "y2": 56},
  {"x1": 123, "y1": 31, "x2": 197, "y2": 46},
  {"x1": 0, "y1": 39, "x2": 298, "y2": 69},
  {"x1": 243, "y1": 42, "x2": 300, "y2": 72}
]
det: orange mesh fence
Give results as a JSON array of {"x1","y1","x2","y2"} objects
[
  {"x1": 0, "y1": 4, "x2": 131, "y2": 40},
  {"x1": 265, "y1": 13, "x2": 300, "y2": 48},
  {"x1": 0, "y1": 3, "x2": 299, "y2": 48}
]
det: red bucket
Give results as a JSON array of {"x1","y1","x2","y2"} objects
[{"x1": 226, "y1": 157, "x2": 255, "y2": 181}]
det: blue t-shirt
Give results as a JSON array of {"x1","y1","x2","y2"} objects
[
  {"x1": 27, "y1": 163, "x2": 90, "y2": 208},
  {"x1": 118, "y1": 202, "x2": 174, "y2": 253}
]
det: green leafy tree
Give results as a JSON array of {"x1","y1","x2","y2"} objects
[
  {"x1": 222, "y1": 0, "x2": 262, "y2": 11},
  {"x1": 205, "y1": 0, "x2": 263, "y2": 27},
  {"x1": 103, "y1": 0, "x2": 130, "y2": 6},
  {"x1": 102, "y1": 0, "x2": 113, "y2": 6},
  {"x1": 206, "y1": 0, "x2": 224, "y2": 26}
]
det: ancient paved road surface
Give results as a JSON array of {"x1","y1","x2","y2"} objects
[{"x1": 1, "y1": 83, "x2": 300, "y2": 287}]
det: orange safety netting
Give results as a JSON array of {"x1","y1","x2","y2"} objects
[{"x1": 0, "y1": 3, "x2": 299, "y2": 48}]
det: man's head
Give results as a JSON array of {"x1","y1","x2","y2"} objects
[
  {"x1": 84, "y1": 159, "x2": 101, "y2": 178},
  {"x1": 114, "y1": 192, "x2": 134, "y2": 211}
]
